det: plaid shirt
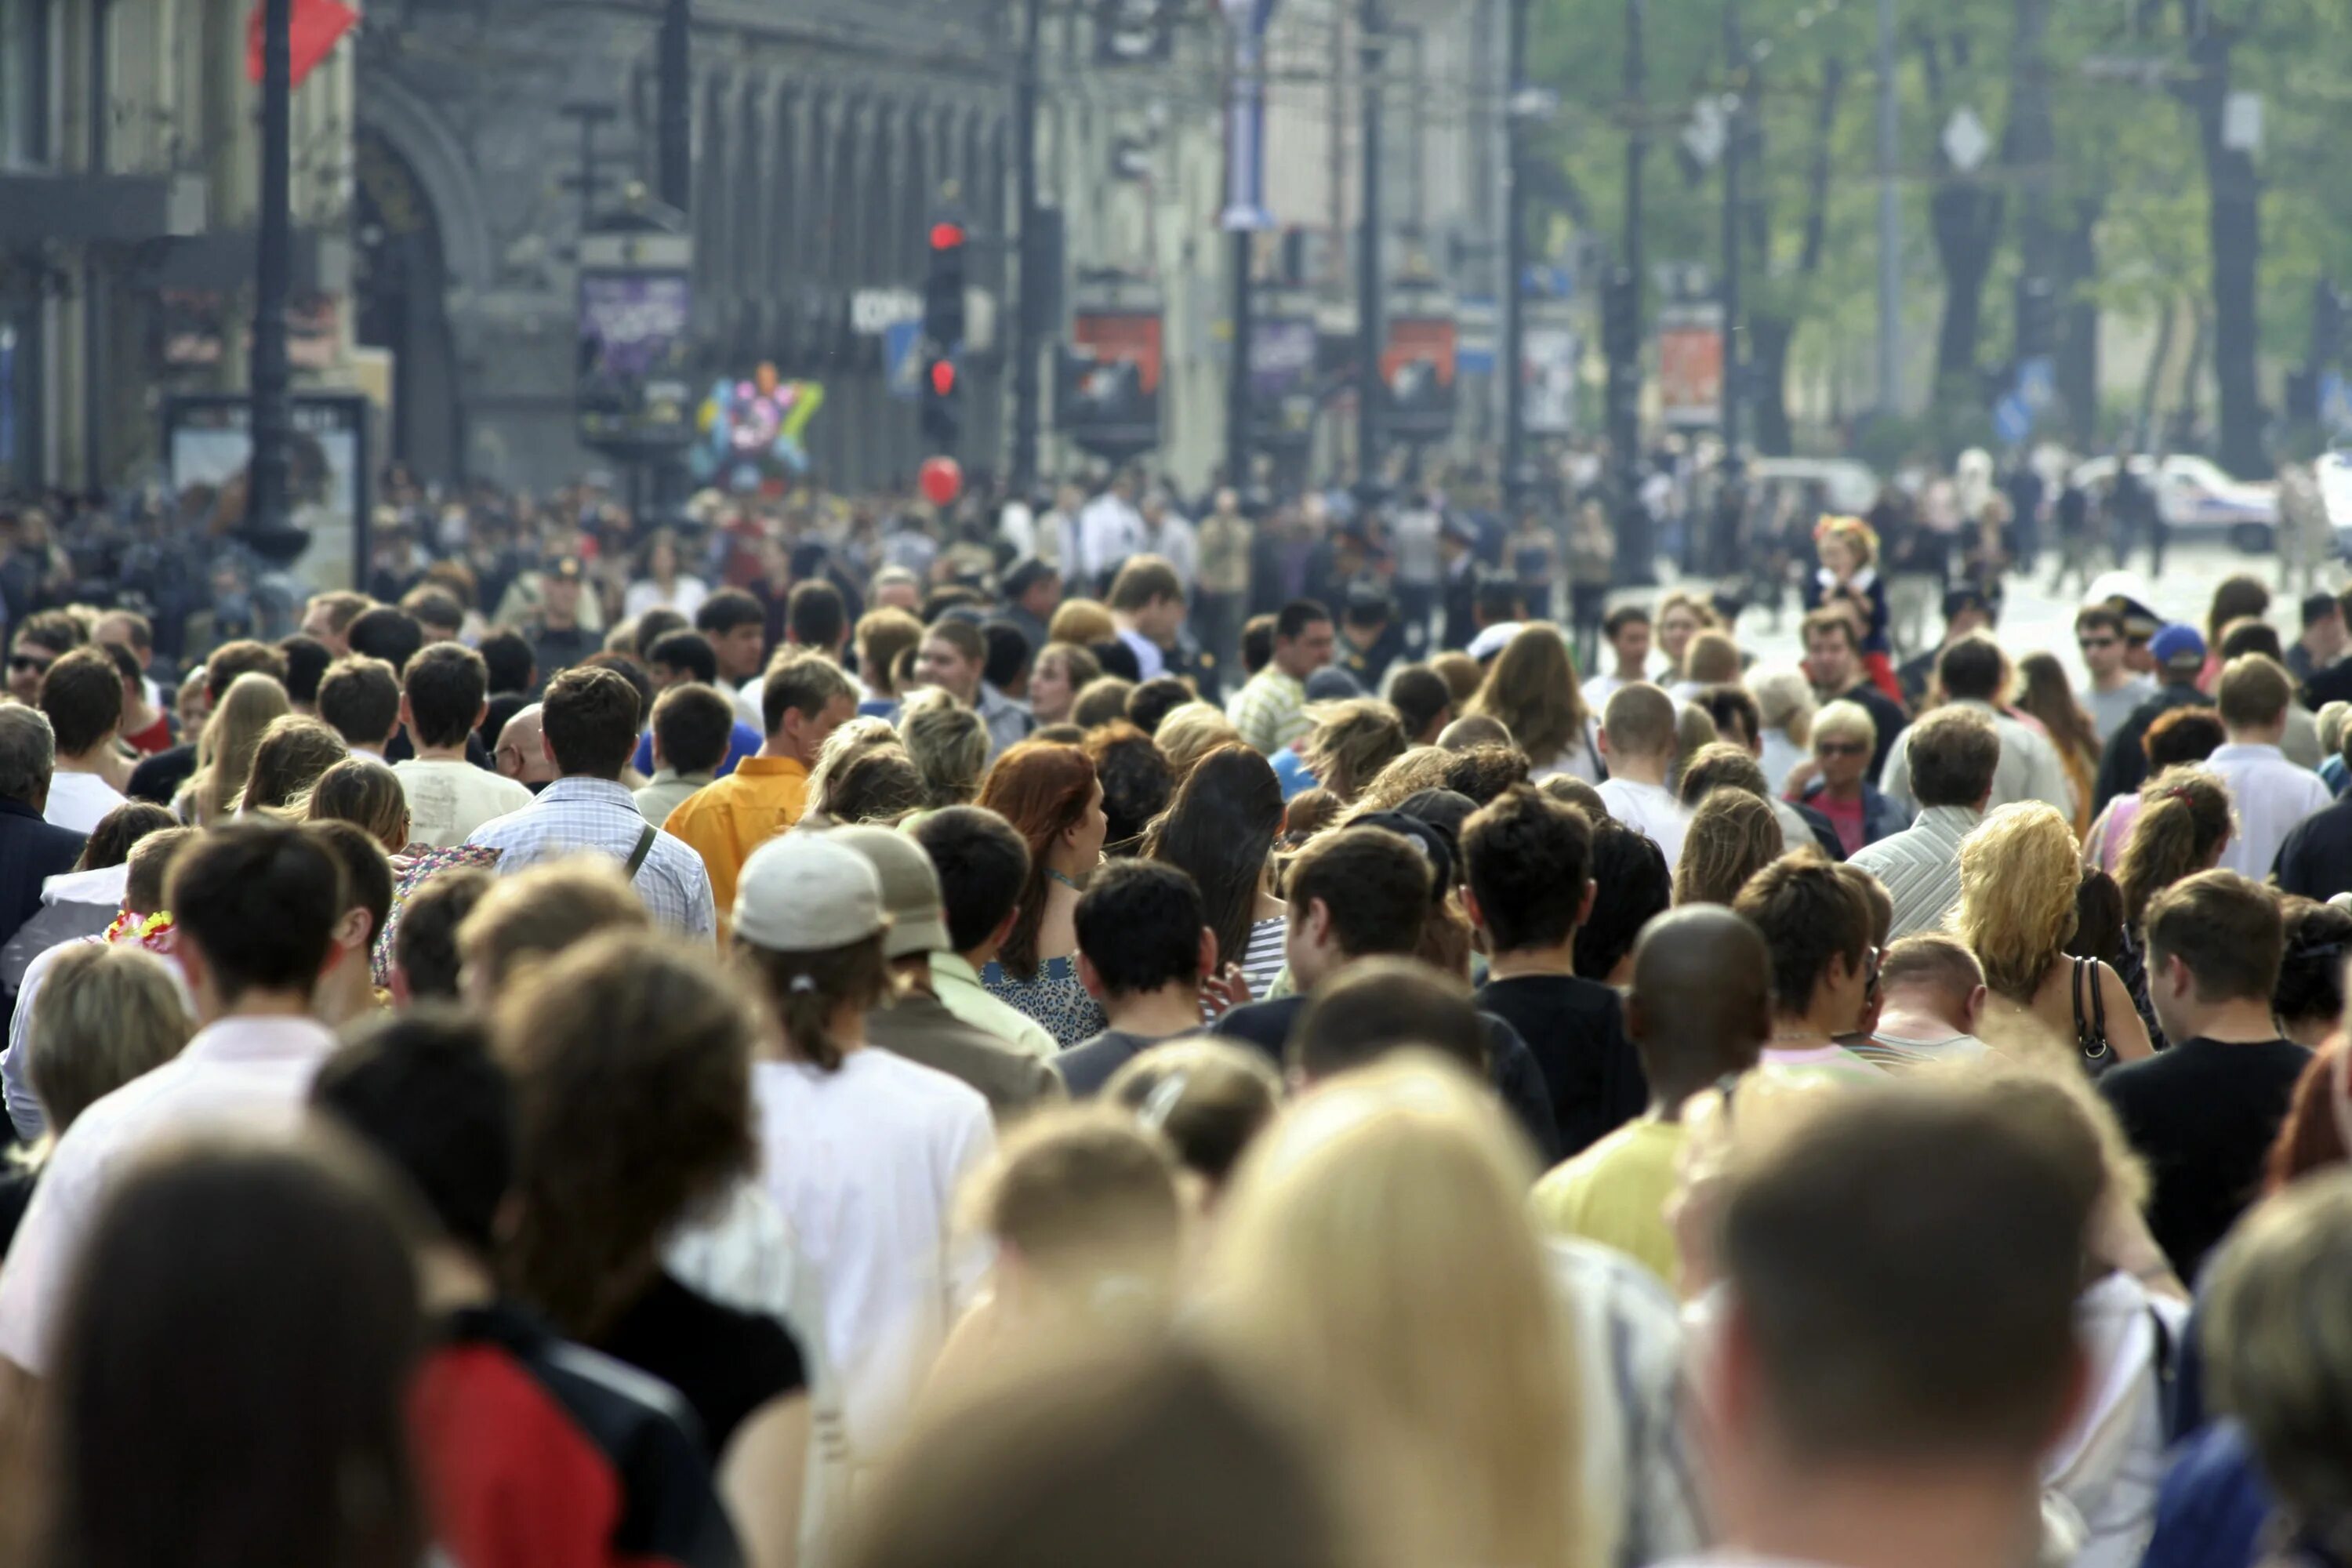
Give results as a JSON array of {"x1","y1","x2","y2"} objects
[
  {"x1": 1228, "y1": 666, "x2": 1311, "y2": 757},
  {"x1": 466, "y1": 777, "x2": 716, "y2": 938}
]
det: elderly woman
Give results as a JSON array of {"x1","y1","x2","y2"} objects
[
  {"x1": 1952, "y1": 802, "x2": 2151, "y2": 1071},
  {"x1": 1793, "y1": 700, "x2": 1904, "y2": 855},
  {"x1": 1748, "y1": 668, "x2": 1815, "y2": 798}
]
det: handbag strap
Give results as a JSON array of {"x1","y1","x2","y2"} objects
[
  {"x1": 624, "y1": 822, "x2": 659, "y2": 880},
  {"x1": 2073, "y1": 956, "x2": 2112, "y2": 1064}
]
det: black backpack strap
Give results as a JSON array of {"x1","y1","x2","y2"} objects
[{"x1": 624, "y1": 822, "x2": 659, "y2": 879}]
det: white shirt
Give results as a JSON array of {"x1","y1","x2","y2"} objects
[
  {"x1": 1529, "y1": 718, "x2": 1606, "y2": 785},
  {"x1": 2205, "y1": 741, "x2": 2335, "y2": 878},
  {"x1": 2045, "y1": 1272, "x2": 2190, "y2": 1568},
  {"x1": 1845, "y1": 805, "x2": 1982, "y2": 940},
  {"x1": 1151, "y1": 512, "x2": 1200, "y2": 590},
  {"x1": 393, "y1": 757, "x2": 537, "y2": 849},
  {"x1": 751, "y1": 1049, "x2": 993, "y2": 1457},
  {"x1": 1597, "y1": 777, "x2": 1693, "y2": 867},
  {"x1": 1116, "y1": 626, "x2": 1167, "y2": 681},
  {"x1": 735, "y1": 674, "x2": 768, "y2": 732},
  {"x1": 1076, "y1": 492, "x2": 1149, "y2": 583},
  {"x1": 0, "y1": 1014, "x2": 339, "y2": 1374},
  {"x1": 1879, "y1": 699, "x2": 2073, "y2": 820},
  {"x1": 622, "y1": 575, "x2": 709, "y2": 622},
  {"x1": 42, "y1": 771, "x2": 125, "y2": 834}
]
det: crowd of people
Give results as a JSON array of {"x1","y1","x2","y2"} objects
[{"x1": 1, "y1": 463, "x2": 2351, "y2": 1568}]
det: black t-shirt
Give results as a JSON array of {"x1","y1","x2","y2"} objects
[
  {"x1": 2099, "y1": 1036, "x2": 2313, "y2": 1282},
  {"x1": 596, "y1": 1270, "x2": 806, "y2": 1457},
  {"x1": 2274, "y1": 798, "x2": 2352, "y2": 901},
  {"x1": 1475, "y1": 974, "x2": 1648, "y2": 1160},
  {"x1": 1056, "y1": 1027, "x2": 1169, "y2": 1098},
  {"x1": 126, "y1": 742, "x2": 198, "y2": 806}
]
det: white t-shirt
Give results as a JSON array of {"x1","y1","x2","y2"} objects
[
  {"x1": 394, "y1": 758, "x2": 537, "y2": 849},
  {"x1": 1596, "y1": 777, "x2": 1693, "y2": 868},
  {"x1": 43, "y1": 771, "x2": 125, "y2": 834},
  {"x1": 752, "y1": 1048, "x2": 993, "y2": 1458}
]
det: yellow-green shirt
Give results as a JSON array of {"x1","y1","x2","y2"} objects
[{"x1": 1529, "y1": 1118, "x2": 1686, "y2": 1290}]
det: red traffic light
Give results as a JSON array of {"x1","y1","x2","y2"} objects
[
  {"x1": 929, "y1": 221, "x2": 965, "y2": 251},
  {"x1": 929, "y1": 360, "x2": 958, "y2": 396}
]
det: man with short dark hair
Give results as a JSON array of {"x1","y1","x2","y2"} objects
[
  {"x1": 1879, "y1": 633, "x2": 2069, "y2": 818},
  {"x1": 306, "y1": 819, "x2": 396, "y2": 1027},
  {"x1": 2206, "y1": 653, "x2": 2331, "y2": 877},
  {"x1": 1893, "y1": 585, "x2": 1995, "y2": 710},
  {"x1": 785, "y1": 579, "x2": 848, "y2": 662},
  {"x1": 1463, "y1": 786, "x2": 1646, "y2": 1157},
  {"x1": 1801, "y1": 610, "x2": 1907, "y2": 779},
  {"x1": 1106, "y1": 555, "x2": 1186, "y2": 681},
  {"x1": 2101, "y1": 869, "x2": 2310, "y2": 1279},
  {"x1": 997, "y1": 559, "x2": 1062, "y2": 666},
  {"x1": 1210, "y1": 824, "x2": 1563, "y2": 1159},
  {"x1": 1581, "y1": 605, "x2": 1653, "y2": 711},
  {"x1": 1228, "y1": 599, "x2": 1332, "y2": 757},
  {"x1": 629, "y1": 630, "x2": 760, "y2": 779},
  {"x1": 1846, "y1": 705, "x2": 1998, "y2": 938},
  {"x1": 1530, "y1": 905, "x2": 1769, "y2": 1285},
  {"x1": 388, "y1": 866, "x2": 494, "y2": 1004},
  {"x1": 315, "y1": 655, "x2": 404, "y2": 759},
  {"x1": 635, "y1": 684, "x2": 733, "y2": 825},
  {"x1": 0, "y1": 707, "x2": 86, "y2": 954},
  {"x1": 907, "y1": 806, "x2": 1059, "y2": 1061},
  {"x1": 477, "y1": 628, "x2": 537, "y2": 700},
  {"x1": 2291, "y1": 588, "x2": 2349, "y2": 681},
  {"x1": 0, "y1": 823, "x2": 346, "y2": 1378},
  {"x1": 465, "y1": 666, "x2": 716, "y2": 936},
  {"x1": 662, "y1": 652, "x2": 854, "y2": 929},
  {"x1": 394, "y1": 644, "x2": 534, "y2": 848},
  {"x1": 276, "y1": 633, "x2": 331, "y2": 715},
  {"x1": 2074, "y1": 604, "x2": 2155, "y2": 745},
  {"x1": 299, "y1": 590, "x2": 371, "y2": 657},
  {"x1": 1595, "y1": 684, "x2": 1693, "y2": 865},
  {"x1": 1056, "y1": 860, "x2": 1217, "y2": 1096},
  {"x1": 311, "y1": 1011, "x2": 741, "y2": 1568},
  {"x1": 695, "y1": 586, "x2": 771, "y2": 729},
  {"x1": 346, "y1": 604, "x2": 425, "y2": 675},
  {"x1": 1290, "y1": 956, "x2": 1493, "y2": 1082},
  {"x1": 34, "y1": 647, "x2": 128, "y2": 832},
  {"x1": 1730, "y1": 854, "x2": 1885, "y2": 1086},
  {"x1": 1671, "y1": 1087, "x2": 2101, "y2": 1568},
  {"x1": 399, "y1": 586, "x2": 465, "y2": 644}
]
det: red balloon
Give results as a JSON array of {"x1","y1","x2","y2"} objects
[{"x1": 919, "y1": 456, "x2": 963, "y2": 507}]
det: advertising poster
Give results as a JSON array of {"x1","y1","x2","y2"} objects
[
  {"x1": 1658, "y1": 303, "x2": 1724, "y2": 430},
  {"x1": 576, "y1": 227, "x2": 695, "y2": 454},
  {"x1": 1062, "y1": 304, "x2": 1164, "y2": 456},
  {"x1": 1249, "y1": 305, "x2": 1318, "y2": 448},
  {"x1": 1381, "y1": 311, "x2": 1459, "y2": 440},
  {"x1": 1523, "y1": 314, "x2": 1581, "y2": 435}
]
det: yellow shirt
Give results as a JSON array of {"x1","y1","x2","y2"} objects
[
  {"x1": 1528, "y1": 1118, "x2": 1686, "y2": 1290},
  {"x1": 662, "y1": 755, "x2": 810, "y2": 933}
]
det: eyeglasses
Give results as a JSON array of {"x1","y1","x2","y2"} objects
[
  {"x1": 2078, "y1": 636, "x2": 2118, "y2": 651},
  {"x1": 8, "y1": 655, "x2": 50, "y2": 675},
  {"x1": 1817, "y1": 740, "x2": 1870, "y2": 758}
]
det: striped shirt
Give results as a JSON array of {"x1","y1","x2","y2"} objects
[
  {"x1": 1202, "y1": 916, "x2": 1289, "y2": 1022},
  {"x1": 1229, "y1": 667, "x2": 1312, "y2": 757},
  {"x1": 466, "y1": 777, "x2": 717, "y2": 938},
  {"x1": 1843, "y1": 804, "x2": 1981, "y2": 940}
]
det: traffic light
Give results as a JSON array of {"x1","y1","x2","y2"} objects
[{"x1": 920, "y1": 214, "x2": 967, "y2": 452}]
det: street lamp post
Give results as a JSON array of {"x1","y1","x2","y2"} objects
[
  {"x1": 1500, "y1": 0, "x2": 1530, "y2": 513},
  {"x1": 1222, "y1": 0, "x2": 1275, "y2": 495},
  {"x1": 249, "y1": 0, "x2": 293, "y2": 543},
  {"x1": 1720, "y1": 0, "x2": 1741, "y2": 456},
  {"x1": 1875, "y1": 0, "x2": 1900, "y2": 414},
  {"x1": 658, "y1": 0, "x2": 692, "y2": 215},
  {"x1": 1009, "y1": 0, "x2": 1044, "y2": 492},
  {"x1": 1356, "y1": 0, "x2": 1385, "y2": 488}
]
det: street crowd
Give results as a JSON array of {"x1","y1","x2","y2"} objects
[{"x1": 0, "y1": 456, "x2": 2348, "y2": 1568}]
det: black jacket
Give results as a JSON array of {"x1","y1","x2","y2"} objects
[
  {"x1": 1210, "y1": 993, "x2": 1565, "y2": 1163},
  {"x1": 0, "y1": 797, "x2": 87, "y2": 956},
  {"x1": 2094, "y1": 681, "x2": 2212, "y2": 812},
  {"x1": 2274, "y1": 797, "x2": 2352, "y2": 901}
]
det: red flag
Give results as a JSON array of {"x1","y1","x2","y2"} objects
[{"x1": 245, "y1": 0, "x2": 359, "y2": 89}]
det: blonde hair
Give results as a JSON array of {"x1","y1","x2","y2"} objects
[
  {"x1": 1299, "y1": 699, "x2": 1408, "y2": 805},
  {"x1": 1810, "y1": 698, "x2": 1878, "y2": 753},
  {"x1": 1153, "y1": 702, "x2": 1243, "y2": 782},
  {"x1": 2115, "y1": 768, "x2": 2234, "y2": 927},
  {"x1": 26, "y1": 944, "x2": 191, "y2": 1143},
  {"x1": 1682, "y1": 629, "x2": 1742, "y2": 686},
  {"x1": 1207, "y1": 1054, "x2": 1588, "y2": 1568},
  {"x1": 1815, "y1": 514, "x2": 1879, "y2": 569},
  {"x1": 188, "y1": 671, "x2": 292, "y2": 825},
  {"x1": 1340, "y1": 746, "x2": 1456, "y2": 822},
  {"x1": 236, "y1": 715, "x2": 348, "y2": 815},
  {"x1": 459, "y1": 858, "x2": 650, "y2": 998},
  {"x1": 963, "y1": 1106, "x2": 1185, "y2": 1314},
  {"x1": 1674, "y1": 789, "x2": 1782, "y2": 907},
  {"x1": 1465, "y1": 624, "x2": 1588, "y2": 767},
  {"x1": 803, "y1": 715, "x2": 904, "y2": 821},
  {"x1": 898, "y1": 687, "x2": 989, "y2": 808},
  {"x1": 1951, "y1": 803, "x2": 2082, "y2": 1002},
  {"x1": 1048, "y1": 598, "x2": 1116, "y2": 648},
  {"x1": 1748, "y1": 668, "x2": 1815, "y2": 748}
]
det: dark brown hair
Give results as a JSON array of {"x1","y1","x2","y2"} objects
[
  {"x1": 1144, "y1": 744, "x2": 1283, "y2": 970},
  {"x1": 736, "y1": 933, "x2": 894, "y2": 1072},
  {"x1": 2144, "y1": 869, "x2": 2285, "y2": 1004}
]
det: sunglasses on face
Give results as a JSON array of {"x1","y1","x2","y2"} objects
[
  {"x1": 2078, "y1": 636, "x2": 2117, "y2": 651},
  {"x1": 9, "y1": 655, "x2": 50, "y2": 675},
  {"x1": 1817, "y1": 740, "x2": 1869, "y2": 758}
]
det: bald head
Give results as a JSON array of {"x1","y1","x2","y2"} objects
[
  {"x1": 494, "y1": 702, "x2": 557, "y2": 787},
  {"x1": 1628, "y1": 905, "x2": 1771, "y2": 1107}
]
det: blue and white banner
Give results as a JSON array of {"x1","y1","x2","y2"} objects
[{"x1": 1220, "y1": 0, "x2": 1279, "y2": 232}]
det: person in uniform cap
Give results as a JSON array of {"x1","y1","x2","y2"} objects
[
  {"x1": 527, "y1": 557, "x2": 599, "y2": 688},
  {"x1": 1336, "y1": 583, "x2": 1403, "y2": 693}
]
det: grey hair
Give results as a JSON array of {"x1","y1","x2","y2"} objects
[{"x1": 0, "y1": 705, "x2": 57, "y2": 804}]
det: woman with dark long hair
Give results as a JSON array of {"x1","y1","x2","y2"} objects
[
  {"x1": 1145, "y1": 744, "x2": 1288, "y2": 1004},
  {"x1": 2014, "y1": 651, "x2": 2100, "y2": 833},
  {"x1": 976, "y1": 740, "x2": 1111, "y2": 1046}
]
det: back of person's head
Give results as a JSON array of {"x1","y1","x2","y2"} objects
[
  {"x1": 981, "y1": 621, "x2": 1034, "y2": 694},
  {"x1": 1716, "y1": 1085, "x2": 2100, "y2": 1465},
  {"x1": 317, "y1": 657, "x2": 402, "y2": 751},
  {"x1": 2067, "y1": 866, "x2": 2128, "y2": 969},
  {"x1": 1697, "y1": 683, "x2": 1762, "y2": 751},
  {"x1": 1878, "y1": 932, "x2": 1986, "y2": 1014},
  {"x1": 1675, "y1": 789, "x2": 1781, "y2": 908},
  {"x1": 2216, "y1": 615, "x2": 2284, "y2": 664},
  {"x1": 306, "y1": 757, "x2": 411, "y2": 855},
  {"x1": 275, "y1": 634, "x2": 332, "y2": 708},
  {"x1": 1104, "y1": 1040, "x2": 1284, "y2": 1192},
  {"x1": 1072, "y1": 676, "x2": 1138, "y2": 730},
  {"x1": 1684, "y1": 628, "x2": 1741, "y2": 685},
  {"x1": 169, "y1": 822, "x2": 341, "y2": 1002},
  {"x1": 1600, "y1": 682, "x2": 1676, "y2": 762},
  {"x1": 2207, "y1": 574, "x2": 2273, "y2": 644},
  {"x1": 2143, "y1": 705, "x2": 2227, "y2": 770},
  {"x1": 730, "y1": 832, "x2": 895, "y2": 1069},
  {"x1": 122, "y1": 825, "x2": 196, "y2": 916},
  {"x1": 1075, "y1": 859, "x2": 1208, "y2": 1001},
  {"x1": 477, "y1": 629, "x2": 535, "y2": 695},
  {"x1": 1051, "y1": 598, "x2": 1117, "y2": 649},
  {"x1": 75, "y1": 800, "x2": 176, "y2": 877},
  {"x1": 312, "y1": 1008, "x2": 513, "y2": 1259},
  {"x1": 1387, "y1": 666, "x2": 1454, "y2": 743},
  {"x1": 306, "y1": 819, "x2": 396, "y2": 954},
  {"x1": 824, "y1": 747, "x2": 928, "y2": 826},
  {"x1": 1144, "y1": 744, "x2": 1284, "y2": 971},
  {"x1": 1436, "y1": 713, "x2": 1513, "y2": 753},
  {"x1": 26, "y1": 943, "x2": 191, "y2": 1136},
  {"x1": 1539, "y1": 774, "x2": 1608, "y2": 821},
  {"x1": 539, "y1": 665, "x2": 642, "y2": 779},
  {"x1": 967, "y1": 1107, "x2": 1184, "y2": 1310},
  {"x1": 391, "y1": 866, "x2": 495, "y2": 1003},
  {"x1": 1732, "y1": 851, "x2": 1870, "y2": 1016},
  {"x1": 2275, "y1": 896, "x2": 2352, "y2": 1038},
  {"x1": 2145, "y1": 869, "x2": 2283, "y2": 1006},
  {"x1": 1107, "y1": 556, "x2": 1184, "y2": 614},
  {"x1": 840, "y1": 1341, "x2": 1343, "y2": 1568},
  {"x1": 2197, "y1": 1167, "x2": 2352, "y2": 1530},
  {"x1": 1465, "y1": 625, "x2": 1585, "y2": 763},
  {"x1": 1905, "y1": 704, "x2": 2002, "y2": 810},
  {"x1": 1279, "y1": 786, "x2": 1340, "y2": 846},
  {"x1": 1205, "y1": 1054, "x2": 1572, "y2": 1568},
  {"x1": 978, "y1": 742, "x2": 1102, "y2": 975},
  {"x1": 1300, "y1": 700, "x2": 1408, "y2": 804},
  {"x1": 45, "y1": 1134, "x2": 425, "y2": 1568},
  {"x1": 856, "y1": 608, "x2": 927, "y2": 695},
  {"x1": 1837, "y1": 862, "x2": 1893, "y2": 949},
  {"x1": 0, "y1": 704, "x2": 56, "y2": 808},
  {"x1": 763, "y1": 648, "x2": 856, "y2": 738},
  {"x1": 1153, "y1": 704, "x2": 1243, "y2": 781},
  {"x1": 1934, "y1": 633, "x2": 2007, "y2": 703},
  {"x1": 241, "y1": 715, "x2": 348, "y2": 813},
  {"x1": 1461, "y1": 785, "x2": 1591, "y2": 955},
  {"x1": 457, "y1": 858, "x2": 650, "y2": 1000},
  {"x1": 2115, "y1": 768, "x2": 2234, "y2": 926},
  {"x1": 900, "y1": 687, "x2": 991, "y2": 808},
  {"x1": 787, "y1": 579, "x2": 848, "y2": 649},
  {"x1": 400, "y1": 643, "x2": 488, "y2": 751},
  {"x1": 1626, "y1": 905, "x2": 1770, "y2": 1088},
  {"x1": 1083, "y1": 721, "x2": 1173, "y2": 853},
  {"x1": 2217, "y1": 652, "x2": 2294, "y2": 731},
  {"x1": 204, "y1": 637, "x2": 291, "y2": 703},
  {"x1": 627, "y1": 608, "x2": 687, "y2": 662},
  {"x1": 1675, "y1": 741, "x2": 1771, "y2": 808},
  {"x1": 1124, "y1": 676, "x2": 1193, "y2": 738},
  {"x1": 1575, "y1": 816, "x2": 1672, "y2": 981},
  {"x1": 909, "y1": 805, "x2": 1033, "y2": 956},
  {"x1": 649, "y1": 682, "x2": 736, "y2": 777},
  {"x1": 38, "y1": 646, "x2": 122, "y2": 754},
  {"x1": 1953, "y1": 802, "x2": 2085, "y2": 1002},
  {"x1": 646, "y1": 629, "x2": 717, "y2": 686},
  {"x1": 347, "y1": 605, "x2": 425, "y2": 674},
  {"x1": 1437, "y1": 740, "x2": 1530, "y2": 804},
  {"x1": 1290, "y1": 956, "x2": 1488, "y2": 1082},
  {"x1": 495, "y1": 931, "x2": 759, "y2": 1339},
  {"x1": 1285, "y1": 826, "x2": 1431, "y2": 962}
]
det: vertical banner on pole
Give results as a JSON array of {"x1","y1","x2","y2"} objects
[{"x1": 1219, "y1": 0, "x2": 1279, "y2": 234}]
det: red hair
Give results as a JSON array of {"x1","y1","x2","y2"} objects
[
  {"x1": 2267, "y1": 1036, "x2": 2352, "y2": 1194},
  {"x1": 976, "y1": 741, "x2": 1098, "y2": 979}
]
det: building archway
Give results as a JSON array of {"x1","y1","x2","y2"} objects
[{"x1": 354, "y1": 125, "x2": 465, "y2": 484}]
